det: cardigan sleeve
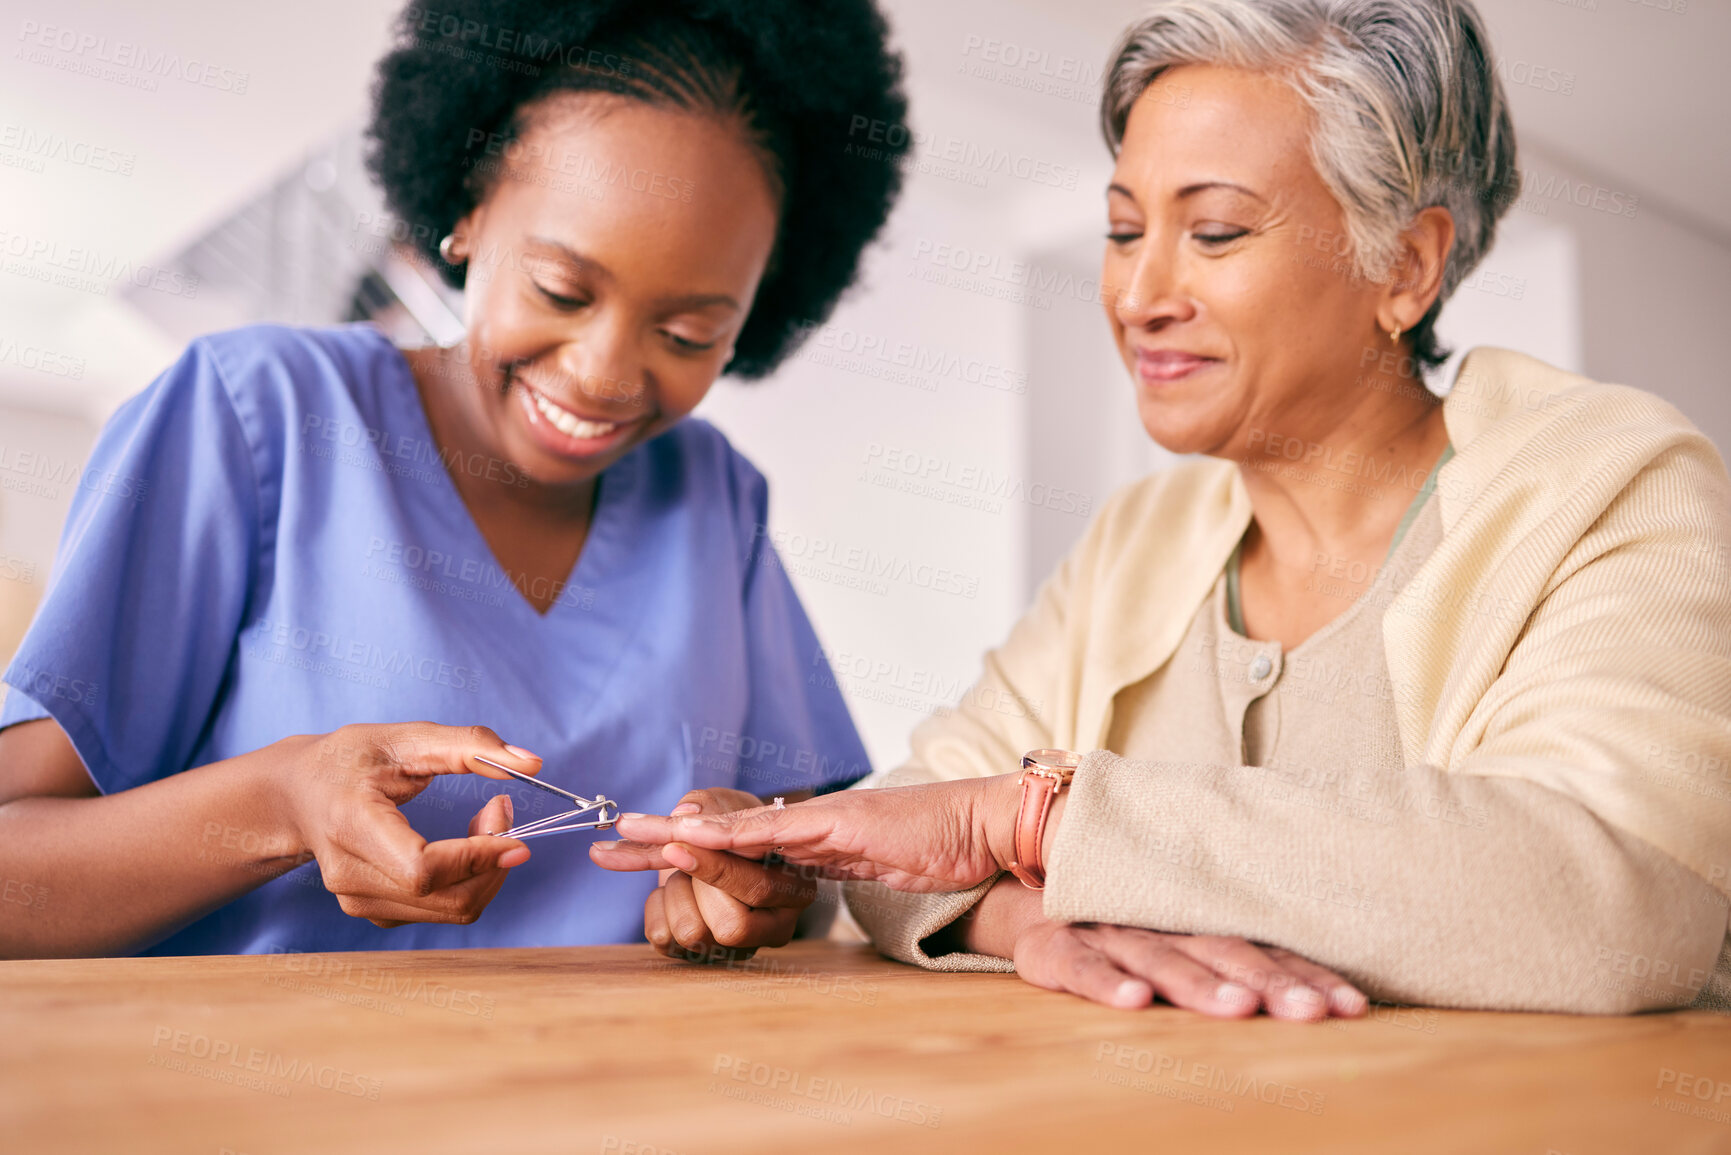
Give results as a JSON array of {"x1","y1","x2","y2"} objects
[{"x1": 1043, "y1": 751, "x2": 1729, "y2": 1013}]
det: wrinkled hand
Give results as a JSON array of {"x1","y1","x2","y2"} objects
[
  {"x1": 610, "y1": 776, "x2": 1017, "y2": 894},
  {"x1": 273, "y1": 722, "x2": 539, "y2": 928},
  {"x1": 947, "y1": 876, "x2": 1368, "y2": 1019},
  {"x1": 591, "y1": 788, "x2": 818, "y2": 963},
  {"x1": 1013, "y1": 921, "x2": 1366, "y2": 1020}
]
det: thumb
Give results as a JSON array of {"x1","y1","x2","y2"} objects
[
  {"x1": 589, "y1": 839, "x2": 675, "y2": 872},
  {"x1": 666, "y1": 843, "x2": 818, "y2": 909}
]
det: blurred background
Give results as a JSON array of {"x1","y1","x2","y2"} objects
[{"x1": 2, "y1": 0, "x2": 1726, "y2": 770}]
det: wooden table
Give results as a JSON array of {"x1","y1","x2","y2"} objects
[{"x1": 3, "y1": 941, "x2": 1729, "y2": 1154}]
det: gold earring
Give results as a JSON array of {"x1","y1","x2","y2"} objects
[{"x1": 1389, "y1": 324, "x2": 1403, "y2": 344}]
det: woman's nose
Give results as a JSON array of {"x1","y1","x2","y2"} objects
[
  {"x1": 555, "y1": 333, "x2": 647, "y2": 412},
  {"x1": 1112, "y1": 245, "x2": 1192, "y2": 331}
]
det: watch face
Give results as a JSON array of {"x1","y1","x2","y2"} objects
[{"x1": 1023, "y1": 749, "x2": 1082, "y2": 777}]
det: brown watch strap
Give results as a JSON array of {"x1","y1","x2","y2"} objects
[{"x1": 1007, "y1": 749, "x2": 1081, "y2": 889}]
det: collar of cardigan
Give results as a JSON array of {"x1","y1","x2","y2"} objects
[{"x1": 1074, "y1": 347, "x2": 1707, "y2": 767}]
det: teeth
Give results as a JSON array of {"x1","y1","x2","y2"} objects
[{"x1": 532, "y1": 391, "x2": 621, "y2": 440}]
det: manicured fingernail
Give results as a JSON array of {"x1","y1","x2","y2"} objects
[
  {"x1": 590, "y1": 841, "x2": 621, "y2": 852},
  {"x1": 665, "y1": 844, "x2": 698, "y2": 872},
  {"x1": 671, "y1": 802, "x2": 700, "y2": 816},
  {"x1": 1215, "y1": 982, "x2": 1255, "y2": 1005},
  {"x1": 504, "y1": 744, "x2": 540, "y2": 760},
  {"x1": 1332, "y1": 987, "x2": 1368, "y2": 1015}
]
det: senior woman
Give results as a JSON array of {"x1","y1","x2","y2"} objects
[{"x1": 601, "y1": 0, "x2": 1731, "y2": 1018}]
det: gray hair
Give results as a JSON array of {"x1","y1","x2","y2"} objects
[{"x1": 1103, "y1": 0, "x2": 1519, "y2": 369}]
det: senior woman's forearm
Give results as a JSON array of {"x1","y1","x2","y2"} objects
[{"x1": 1043, "y1": 751, "x2": 1729, "y2": 1013}]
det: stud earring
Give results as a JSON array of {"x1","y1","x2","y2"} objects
[{"x1": 438, "y1": 233, "x2": 464, "y2": 265}]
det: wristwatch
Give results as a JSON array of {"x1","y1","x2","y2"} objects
[{"x1": 1007, "y1": 749, "x2": 1082, "y2": 889}]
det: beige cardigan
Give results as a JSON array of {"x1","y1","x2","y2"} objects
[{"x1": 845, "y1": 349, "x2": 1731, "y2": 1011}]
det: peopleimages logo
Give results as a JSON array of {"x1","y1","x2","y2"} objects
[
  {"x1": 15, "y1": 21, "x2": 250, "y2": 93},
  {"x1": 244, "y1": 617, "x2": 483, "y2": 694},
  {"x1": 861, "y1": 442, "x2": 1092, "y2": 516},
  {"x1": 1517, "y1": 170, "x2": 1639, "y2": 219},
  {"x1": 845, "y1": 116, "x2": 1081, "y2": 190},
  {"x1": 149, "y1": 1027, "x2": 381, "y2": 1100},
  {"x1": 793, "y1": 321, "x2": 1027, "y2": 395},
  {"x1": 710, "y1": 1054, "x2": 943, "y2": 1128},
  {"x1": 909, "y1": 239, "x2": 1134, "y2": 310},
  {"x1": 753, "y1": 525, "x2": 981, "y2": 600},
  {"x1": 404, "y1": 6, "x2": 634, "y2": 75},
  {"x1": 0, "y1": 122, "x2": 135, "y2": 175},
  {"x1": 0, "y1": 228, "x2": 200, "y2": 298}
]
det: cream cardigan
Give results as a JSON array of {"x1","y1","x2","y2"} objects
[{"x1": 845, "y1": 348, "x2": 1731, "y2": 1011}]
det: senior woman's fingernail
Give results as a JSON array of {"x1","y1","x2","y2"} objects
[
  {"x1": 1214, "y1": 982, "x2": 1255, "y2": 1006},
  {"x1": 664, "y1": 844, "x2": 698, "y2": 872},
  {"x1": 589, "y1": 841, "x2": 621, "y2": 852},
  {"x1": 1332, "y1": 986, "x2": 1369, "y2": 1016},
  {"x1": 671, "y1": 803, "x2": 701, "y2": 816},
  {"x1": 620, "y1": 813, "x2": 647, "y2": 821},
  {"x1": 1288, "y1": 985, "x2": 1325, "y2": 1009},
  {"x1": 504, "y1": 744, "x2": 539, "y2": 760}
]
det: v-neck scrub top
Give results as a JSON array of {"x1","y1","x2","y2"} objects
[{"x1": 0, "y1": 323, "x2": 870, "y2": 955}]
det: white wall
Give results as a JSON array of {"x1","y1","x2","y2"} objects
[
  {"x1": 0, "y1": 410, "x2": 98, "y2": 706},
  {"x1": 696, "y1": 182, "x2": 1034, "y2": 771},
  {"x1": 3, "y1": 0, "x2": 1729, "y2": 769},
  {"x1": 1519, "y1": 145, "x2": 1731, "y2": 455}
]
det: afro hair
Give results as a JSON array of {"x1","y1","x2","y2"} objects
[{"x1": 366, "y1": 0, "x2": 911, "y2": 378}]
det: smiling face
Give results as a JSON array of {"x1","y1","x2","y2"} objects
[
  {"x1": 1102, "y1": 64, "x2": 1414, "y2": 460},
  {"x1": 446, "y1": 93, "x2": 780, "y2": 487}
]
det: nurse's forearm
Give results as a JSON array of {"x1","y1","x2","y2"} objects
[{"x1": 0, "y1": 741, "x2": 307, "y2": 959}]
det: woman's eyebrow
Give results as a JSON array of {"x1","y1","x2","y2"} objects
[
  {"x1": 1176, "y1": 180, "x2": 1266, "y2": 202},
  {"x1": 524, "y1": 235, "x2": 741, "y2": 312},
  {"x1": 1107, "y1": 180, "x2": 1267, "y2": 203},
  {"x1": 525, "y1": 237, "x2": 614, "y2": 282}
]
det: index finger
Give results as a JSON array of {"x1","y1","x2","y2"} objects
[
  {"x1": 614, "y1": 804, "x2": 816, "y2": 852},
  {"x1": 373, "y1": 722, "x2": 544, "y2": 782}
]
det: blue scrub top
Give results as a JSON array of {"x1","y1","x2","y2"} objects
[{"x1": 1, "y1": 323, "x2": 870, "y2": 955}]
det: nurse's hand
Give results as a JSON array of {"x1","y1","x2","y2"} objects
[
  {"x1": 273, "y1": 722, "x2": 541, "y2": 927},
  {"x1": 590, "y1": 788, "x2": 819, "y2": 963}
]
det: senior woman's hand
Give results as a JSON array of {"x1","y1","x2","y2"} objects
[
  {"x1": 950, "y1": 877, "x2": 1366, "y2": 1020},
  {"x1": 604, "y1": 775, "x2": 1020, "y2": 891}
]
